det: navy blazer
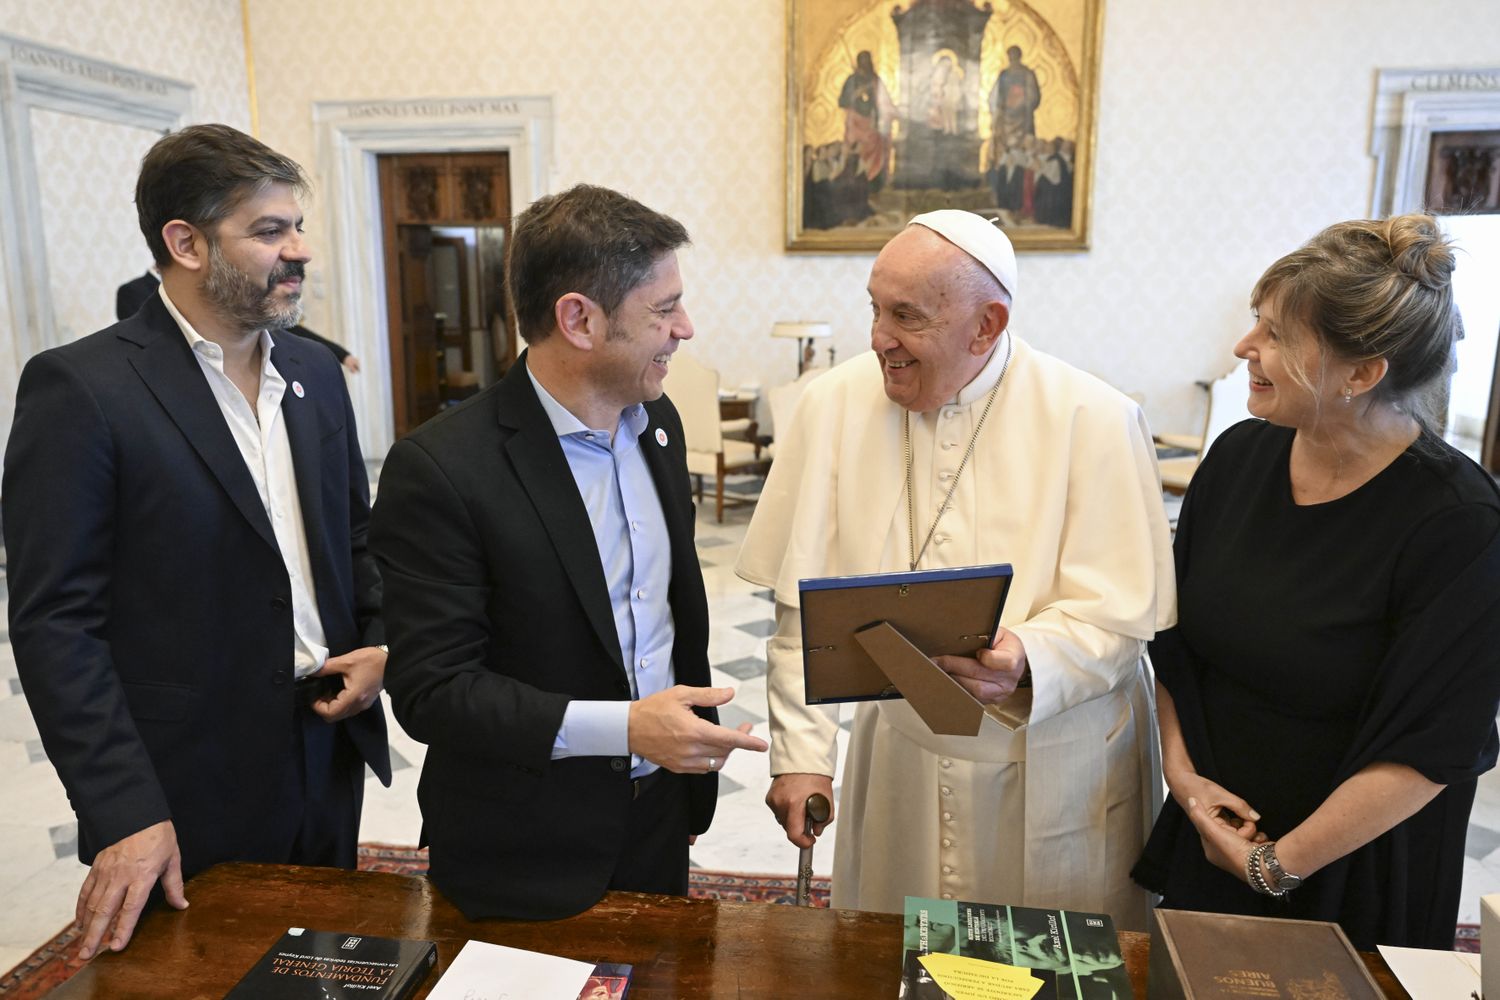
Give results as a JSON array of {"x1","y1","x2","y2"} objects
[
  {"x1": 372, "y1": 354, "x2": 716, "y2": 920},
  {"x1": 3, "y1": 294, "x2": 389, "y2": 877}
]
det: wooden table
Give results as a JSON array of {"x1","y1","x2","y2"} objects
[
  {"x1": 717, "y1": 392, "x2": 757, "y2": 424},
  {"x1": 718, "y1": 391, "x2": 760, "y2": 452},
  {"x1": 46, "y1": 863, "x2": 1408, "y2": 999}
]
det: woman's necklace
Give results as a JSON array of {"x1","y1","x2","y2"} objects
[{"x1": 903, "y1": 335, "x2": 1013, "y2": 571}]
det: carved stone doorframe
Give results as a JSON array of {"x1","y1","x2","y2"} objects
[
  {"x1": 310, "y1": 96, "x2": 554, "y2": 463},
  {"x1": 1370, "y1": 68, "x2": 1500, "y2": 474},
  {"x1": 0, "y1": 33, "x2": 191, "y2": 456},
  {"x1": 1370, "y1": 66, "x2": 1500, "y2": 216}
]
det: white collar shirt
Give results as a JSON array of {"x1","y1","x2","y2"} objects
[{"x1": 159, "y1": 285, "x2": 329, "y2": 678}]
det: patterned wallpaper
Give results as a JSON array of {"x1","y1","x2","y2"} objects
[
  {"x1": 0, "y1": 1, "x2": 248, "y2": 343},
  {"x1": 0, "y1": 0, "x2": 249, "y2": 131},
  {"x1": 5, "y1": 1, "x2": 1500, "y2": 436},
  {"x1": 30, "y1": 111, "x2": 162, "y2": 343}
]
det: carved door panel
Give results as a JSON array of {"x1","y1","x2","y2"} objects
[
  {"x1": 378, "y1": 151, "x2": 511, "y2": 436},
  {"x1": 396, "y1": 226, "x2": 441, "y2": 427},
  {"x1": 390, "y1": 155, "x2": 450, "y2": 225}
]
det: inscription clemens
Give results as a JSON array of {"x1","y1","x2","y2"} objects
[
  {"x1": 1410, "y1": 71, "x2": 1500, "y2": 92},
  {"x1": 346, "y1": 99, "x2": 523, "y2": 119},
  {"x1": 7, "y1": 42, "x2": 171, "y2": 96}
]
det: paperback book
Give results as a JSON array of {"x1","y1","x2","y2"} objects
[
  {"x1": 901, "y1": 897, "x2": 1128, "y2": 1000},
  {"x1": 579, "y1": 961, "x2": 633, "y2": 998},
  {"x1": 223, "y1": 927, "x2": 437, "y2": 999}
]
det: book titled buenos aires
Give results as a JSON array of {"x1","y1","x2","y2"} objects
[
  {"x1": 223, "y1": 927, "x2": 437, "y2": 999},
  {"x1": 901, "y1": 897, "x2": 1129, "y2": 1000}
]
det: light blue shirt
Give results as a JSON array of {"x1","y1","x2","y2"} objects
[{"x1": 528, "y1": 366, "x2": 675, "y2": 778}]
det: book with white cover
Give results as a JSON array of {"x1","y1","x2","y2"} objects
[{"x1": 426, "y1": 939, "x2": 595, "y2": 1000}]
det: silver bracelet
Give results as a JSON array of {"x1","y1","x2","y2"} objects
[{"x1": 1245, "y1": 842, "x2": 1286, "y2": 897}]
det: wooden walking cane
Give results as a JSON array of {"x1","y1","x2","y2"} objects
[{"x1": 796, "y1": 793, "x2": 832, "y2": 907}]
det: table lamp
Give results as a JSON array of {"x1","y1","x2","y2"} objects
[{"x1": 771, "y1": 321, "x2": 833, "y2": 376}]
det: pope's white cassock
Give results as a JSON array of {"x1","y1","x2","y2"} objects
[{"x1": 736, "y1": 332, "x2": 1175, "y2": 930}]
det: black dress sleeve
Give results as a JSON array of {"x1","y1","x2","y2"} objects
[{"x1": 1344, "y1": 501, "x2": 1500, "y2": 785}]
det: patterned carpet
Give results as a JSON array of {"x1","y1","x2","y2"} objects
[
  {"x1": 0, "y1": 844, "x2": 829, "y2": 999},
  {"x1": 357, "y1": 842, "x2": 832, "y2": 906}
]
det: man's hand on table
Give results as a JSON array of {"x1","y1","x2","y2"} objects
[{"x1": 75, "y1": 819, "x2": 188, "y2": 959}]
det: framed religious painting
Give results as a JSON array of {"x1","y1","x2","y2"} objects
[{"x1": 786, "y1": 0, "x2": 1103, "y2": 253}]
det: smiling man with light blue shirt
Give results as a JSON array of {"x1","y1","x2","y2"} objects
[
  {"x1": 531, "y1": 371, "x2": 676, "y2": 776},
  {"x1": 372, "y1": 184, "x2": 766, "y2": 920}
]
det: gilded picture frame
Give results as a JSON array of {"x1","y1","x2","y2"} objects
[{"x1": 786, "y1": 0, "x2": 1103, "y2": 253}]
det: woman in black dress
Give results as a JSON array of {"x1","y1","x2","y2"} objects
[{"x1": 1133, "y1": 214, "x2": 1500, "y2": 949}]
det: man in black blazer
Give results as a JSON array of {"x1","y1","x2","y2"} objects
[
  {"x1": 5, "y1": 124, "x2": 390, "y2": 960},
  {"x1": 371, "y1": 185, "x2": 766, "y2": 920}
]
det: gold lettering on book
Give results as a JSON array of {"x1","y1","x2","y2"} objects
[{"x1": 1212, "y1": 969, "x2": 1280, "y2": 997}]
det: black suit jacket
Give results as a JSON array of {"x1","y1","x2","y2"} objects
[
  {"x1": 3, "y1": 295, "x2": 390, "y2": 877},
  {"x1": 371, "y1": 355, "x2": 716, "y2": 920}
]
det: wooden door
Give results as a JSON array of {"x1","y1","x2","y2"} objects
[{"x1": 378, "y1": 151, "x2": 510, "y2": 436}]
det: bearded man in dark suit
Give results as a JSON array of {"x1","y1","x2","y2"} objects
[{"x1": 5, "y1": 124, "x2": 390, "y2": 960}]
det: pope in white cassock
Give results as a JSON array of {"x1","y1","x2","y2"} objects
[{"x1": 736, "y1": 211, "x2": 1175, "y2": 929}]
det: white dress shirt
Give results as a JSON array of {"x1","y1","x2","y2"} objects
[
  {"x1": 159, "y1": 285, "x2": 329, "y2": 678},
  {"x1": 527, "y1": 367, "x2": 675, "y2": 778}
]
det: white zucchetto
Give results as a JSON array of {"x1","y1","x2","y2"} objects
[{"x1": 908, "y1": 209, "x2": 1019, "y2": 304}]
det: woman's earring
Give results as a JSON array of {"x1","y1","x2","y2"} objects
[{"x1": 1341, "y1": 386, "x2": 1353, "y2": 405}]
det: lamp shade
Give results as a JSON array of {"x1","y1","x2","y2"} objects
[{"x1": 771, "y1": 321, "x2": 832, "y2": 340}]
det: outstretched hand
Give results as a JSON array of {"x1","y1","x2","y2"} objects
[{"x1": 628, "y1": 685, "x2": 767, "y2": 773}]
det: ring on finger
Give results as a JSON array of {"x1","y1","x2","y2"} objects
[{"x1": 708, "y1": 757, "x2": 718, "y2": 771}]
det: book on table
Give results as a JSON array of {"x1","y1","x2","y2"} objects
[
  {"x1": 425, "y1": 939, "x2": 632, "y2": 999},
  {"x1": 1148, "y1": 908, "x2": 1383, "y2": 1000},
  {"x1": 900, "y1": 896, "x2": 1129, "y2": 1000},
  {"x1": 578, "y1": 962, "x2": 634, "y2": 998},
  {"x1": 222, "y1": 926, "x2": 436, "y2": 999}
]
